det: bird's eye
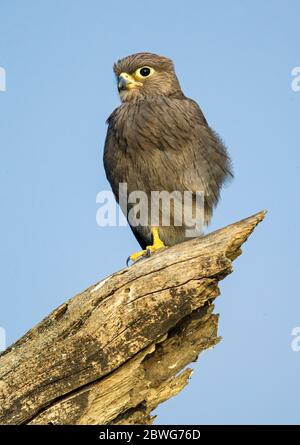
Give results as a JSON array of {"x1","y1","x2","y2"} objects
[
  {"x1": 139, "y1": 67, "x2": 151, "y2": 77},
  {"x1": 134, "y1": 66, "x2": 154, "y2": 79}
]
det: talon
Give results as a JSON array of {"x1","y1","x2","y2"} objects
[
  {"x1": 126, "y1": 249, "x2": 148, "y2": 266},
  {"x1": 126, "y1": 228, "x2": 167, "y2": 266}
]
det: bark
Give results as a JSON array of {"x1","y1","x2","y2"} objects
[{"x1": 0, "y1": 211, "x2": 266, "y2": 425}]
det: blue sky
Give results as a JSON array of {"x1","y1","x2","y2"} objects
[{"x1": 0, "y1": 0, "x2": 299, "y2": 424}]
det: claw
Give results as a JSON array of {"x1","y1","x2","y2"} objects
[
  {"x1": 126, "y1": 250, "x2": 148, "y2": 267},
  {"x1": 126, "y1": 228, "x2": 167, "y2": 267}
]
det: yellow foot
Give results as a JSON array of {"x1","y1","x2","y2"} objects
[{"x1": 126, "y1": 228, "x2": 167, "y2": 266}]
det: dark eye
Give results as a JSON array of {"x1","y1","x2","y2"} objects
[{"x1": 139, "y1": 67, "x2": 151, "y2": 77}]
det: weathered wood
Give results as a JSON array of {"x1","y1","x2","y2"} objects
[{"x1": 0, "y1": 211, "x2": 266, "y2": 425}]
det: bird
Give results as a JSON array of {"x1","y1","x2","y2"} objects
[{"x1": 103, "y1": 52, "x2": 233, "y2": 264}]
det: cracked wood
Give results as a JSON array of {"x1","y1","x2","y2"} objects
[{"x1": 0, "y1": 210, "x2": 266, "y2": 424}]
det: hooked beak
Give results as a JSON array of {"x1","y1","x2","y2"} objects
[{"x1": 118, "y1": 72, "x2": 142, "y2": 91}]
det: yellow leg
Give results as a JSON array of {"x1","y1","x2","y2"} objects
[
  {"x1": 127, "y1": 228, "x2": 166, "y2": 265},
  {"x1": 149, "y1": 227, "x2": 165, "y2": 251}
]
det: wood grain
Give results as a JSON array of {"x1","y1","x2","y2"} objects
[{"x1": 0, "y1": 211, "x2": 266, "y2": 424}]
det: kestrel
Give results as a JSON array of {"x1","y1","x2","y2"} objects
[{"x1": 103, "y1": 52, "x2": 233, "y2": 264}]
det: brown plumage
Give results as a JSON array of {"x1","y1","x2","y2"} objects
[{"x1": 103, "y1": 52, "x2": 233, "y2": 249}]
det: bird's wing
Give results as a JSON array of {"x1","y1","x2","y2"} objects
[
  {"x1": 134, "y1": 96, "x2": 233, "y2": 219},
  {"x1": 103, "y1": 97, "x2": 233, "y2": 226}
]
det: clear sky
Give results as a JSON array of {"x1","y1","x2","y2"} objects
[{"x1": 0, "y1": 0, "x2": 299, "y2": 424}]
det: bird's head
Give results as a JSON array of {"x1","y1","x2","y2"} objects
[{"x1": 113, "y1": 52, "x2": 182, "y2": 102}]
